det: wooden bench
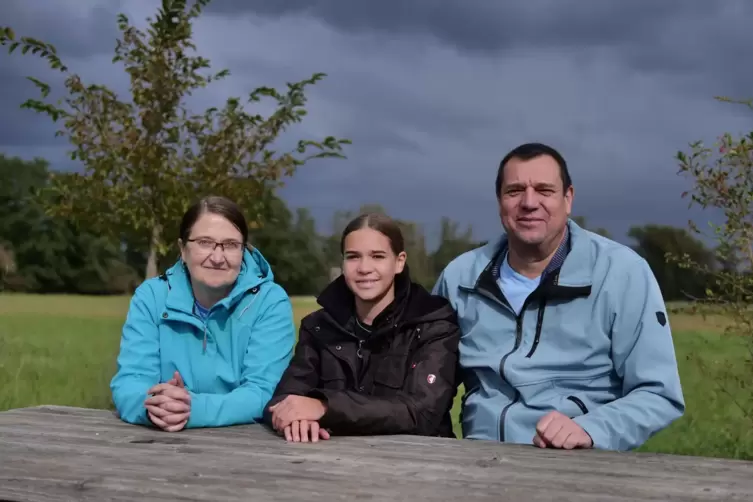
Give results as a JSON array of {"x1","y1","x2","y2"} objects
[{"x1": 1, "y1": 405, "x2": 752, "y2": 501}]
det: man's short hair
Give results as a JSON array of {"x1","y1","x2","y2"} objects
[{"x1": 495, "y1": 142, "x2": 572, "y2": 198}]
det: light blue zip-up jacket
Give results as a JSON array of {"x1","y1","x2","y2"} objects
[
  {"x1": 110, "y1": 247, "x2": 296, "y2": 429},
  {"x1": 433, "y1": 219, "x2": 685, "y2": 451}
]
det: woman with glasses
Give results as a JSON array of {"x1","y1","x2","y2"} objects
[{"x1": 110, "y1": 196, "x2": 295, "y2": 432}]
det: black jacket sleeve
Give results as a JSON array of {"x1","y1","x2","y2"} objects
[
  {"x1": 309, "y1": 319, "x2": 460, "y2": 436},
  {"x1": 262, "y1": 325, "x2": 321, "y2": 426}
]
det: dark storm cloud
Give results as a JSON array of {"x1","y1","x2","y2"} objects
[
  {"x1": 209, "y1": 0, "x2": 712, "y2": 53},
  {"x1": 0, "y1": 0, "x2": 126, "y2": 152},
  {"x1": 1, "y1": 0, "x2": 123, "y2": 58},
  {"x1": 210, "y1": 0, "x2": 753, "y2": 97},
  {"x1": 1, "y1": 0, "x2": 752, "y2": 245}
]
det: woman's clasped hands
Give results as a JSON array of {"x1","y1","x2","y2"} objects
[
  {"x1": 268, "y1": 395, "x2": 331, "y2": 443},
  {"x1": 145, "y1": 371, "x2": 191, "y2": 432}
]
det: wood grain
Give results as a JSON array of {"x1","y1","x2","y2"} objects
[{"x1": 0, "y1": 405, "x2": 751, "y2": 501}]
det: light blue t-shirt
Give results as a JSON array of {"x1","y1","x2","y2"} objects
[{"x1": 498, "y1": 253, "x2": 541, "y2": 315}]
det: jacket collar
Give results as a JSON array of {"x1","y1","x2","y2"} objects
[
  {"x1": 316, "y1": 265, "x2": 412, "y2": 329},
  {"x1": 473, "y1": 218, "x2": 595, "y2": 290},
  {"x1": 161, "y1": 246, "x2": 274, "y2": 316}
]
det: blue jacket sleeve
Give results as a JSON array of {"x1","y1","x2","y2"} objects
[
  {"x1": 186, "y1": 287, "x2": 296, "y2": 428},
  {"x1": 110, "y1": 285, "x2": 161, "y2": 426},
  {"x1": 573, "y1": 257, "x2": 686, "y2": 450}
]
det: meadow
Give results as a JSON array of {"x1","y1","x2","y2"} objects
[{"x1": 1, "y1": 293, "x2": 751, "y2": 460}]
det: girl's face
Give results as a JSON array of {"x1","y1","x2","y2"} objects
[{"x1": 342, "y1": 228, "x2": 406, "y2": 303}]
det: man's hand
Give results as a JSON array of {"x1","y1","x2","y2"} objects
[
  {"x1": 268, "y1": 395, "x2": 327, "y2": 432},
  {"x1": 145, "y1": 371, "x2": 191, "y2": 432},
  {"x1": 281, "y1": 420, "x2": 331, "y2": 443},
  {"x1": 533, "y1": 411, "x2": 593, "y2": 450}
]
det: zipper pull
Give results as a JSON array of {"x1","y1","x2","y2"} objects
[{"x1": 356, "y1": 340, "x2": 364, "y2": 359}]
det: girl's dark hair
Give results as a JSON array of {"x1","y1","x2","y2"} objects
[
  {"x1": 179, "y1": 196, "x2": 249, "y2": 243},
  {"x1": 340, "y1": 213, "x2": 405, "y2": 255}
]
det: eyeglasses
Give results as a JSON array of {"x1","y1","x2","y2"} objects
[{"x1": 187, "y1": 238, "x2": 244, "y2": 253}]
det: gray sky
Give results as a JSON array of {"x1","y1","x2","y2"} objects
[{"x1": 1, "y1": 0, "x2": 752, "y2": 247}]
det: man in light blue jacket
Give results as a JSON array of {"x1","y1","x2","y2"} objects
[{"x1": 433, "y1": 143, "x2": 685, "y2": 451}]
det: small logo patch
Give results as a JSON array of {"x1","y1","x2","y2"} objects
[
  {"x1": 427, "y1": 374, "x2": 436, "y2": 384},
  {"x1": 656, "y1": 311, "x2": 667, "y2": 326}
]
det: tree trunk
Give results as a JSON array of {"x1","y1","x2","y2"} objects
[{"x1": 145, "y1": 225, "x2": 161, "y2": 279}]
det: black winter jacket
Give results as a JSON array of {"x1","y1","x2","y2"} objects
[{"x1": 264, "y1": 268, "x2": 461, "y2": 437}]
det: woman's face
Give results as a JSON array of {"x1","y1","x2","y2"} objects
[
  {"x1": 179, "y1": 212, "x2": 245, "y2": 292},
  {"x1": 342, "y1": 228, "x2": 406, "y2": 302}
]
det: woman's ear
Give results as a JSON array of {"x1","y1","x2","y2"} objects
[{"x1": 178, "y1": 239, "x2": 186, "y2": 262}]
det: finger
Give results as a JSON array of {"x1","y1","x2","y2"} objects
[
  {"x1": 159, "y1": 387, "x2": 191, "y2": 403},
  {"x1": 535, "y1": 411, "x2": 558, "y2": 435},
  {"x1": 300, "y1": 420, "x2": 309, "y2": 443},
  {"x1": 310, "y1": 421, "x2": 319, "y2": 443},
  {"x1": 148, "y1": 383, "x2": 174, "y2": 395},
  {"x1": 175, "y1": 371, "x2": 185, "y2": 388},
  {"x1": 284, "y1": 426, "x2": 292, "y2": 442},
  {"x1": 550, "y1": 426, "x2": 573, "y2": 449},
  {"x1": 145, "y1": 394, "x2": 174, "y2": 407},
  {"x1": 144, "y1": 394, "x2": 188, "y2": 410},
  {"x1": 148, "y1": 411, "x2": 169, "y2": 430},
  {"x1": 532, "y1": 433, "x2": 547, "y2": 448},
  {"x1": 165, "y1": 419, "x2": 187, "y2": 432},
  {"x1": 292, "y1": 421, "x2": 301, "y2": 443},
  {"x1": 562, "y1": 432, "x2": 583, "y2": 450},
  {"x1": 145, "y1": 397, "x2": 189, "y2": 413},
  {"x1": 319, "y1": 428, "x2": 331, "y2": 440},
  {"x1": 541, "y1": 419, "x2": 566, "y2": 444},
  {"x1": 145, "y1": 404, "x2": 171, "y2": 418},
  {"x1": 162, "y1": 412, "x2": 190, "y2": 426}
]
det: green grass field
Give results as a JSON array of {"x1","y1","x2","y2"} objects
[{"x1": 1, "y1": 293, "x2": 751, "y2": 459}]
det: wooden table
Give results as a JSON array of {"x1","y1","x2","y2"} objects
[{"x1": 1, "y1": 406, "x2": 752, "y2": 501}]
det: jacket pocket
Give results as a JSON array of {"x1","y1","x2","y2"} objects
[
  {"x1": 372, "y1": 353, "x2": 408, "y2": 391},
  {"x1": 319, "y1": 352, "x2": 348, "y2": 389},
  {"x1": 566, "y1": 395, "x2": 589, "y2": 415}
]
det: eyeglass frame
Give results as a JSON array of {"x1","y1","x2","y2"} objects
[{"x1": 185, "y1": 238, "x2": 245, "y2": 253}]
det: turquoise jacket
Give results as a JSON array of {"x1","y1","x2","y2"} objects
[
  {"x1": 433, "y1": 220, "x2": 685, "y2": 450},
  {"x1": 110, "y1": 247, "x2": 296, "y2": 429}
]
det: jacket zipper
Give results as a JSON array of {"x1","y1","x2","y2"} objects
[
  {"x1": 202, "y1": 324, "x2": 208, "y2": 354},
  {"x1": 471, "y1": 284, "x2": 544, "y2": 443},
  {"x1": 523, "y1": 298, "x2": 547, "y2": 358}
]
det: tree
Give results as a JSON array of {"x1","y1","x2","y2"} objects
[
  {"x1": 628, "y1": 224, "x2": 715, "y2": 301},
  {"x1": 0, "y1": 244, "x2": 15, "y2": 289},
  {"x1": 0, "y1": 0, "x2": 350, "y2": 280},
  {"x1": 0, "y1": 153, "x2": 139, "y2": 294},
  {"x1": 671, "y1": 94, "x2": 753, "y2": 422}
]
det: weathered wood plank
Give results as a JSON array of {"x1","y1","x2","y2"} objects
[{"x1": 0, "y1": 405, "x2": 751, "y2": 501}]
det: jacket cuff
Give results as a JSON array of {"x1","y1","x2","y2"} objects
[{"x1": 572, "y1": 414, "x2": 604, "y2": 449}]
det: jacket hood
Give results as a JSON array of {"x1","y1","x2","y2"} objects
[
  {"x1": 162, "y1": 246, "x2": 275, "y2": 315},
  {"x1": 316, "y1": 264, "x2": 455, "y2": 330}
]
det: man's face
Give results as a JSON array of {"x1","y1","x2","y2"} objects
[{"x1": 498, "y1": 154, "x2": 573, "y2": 247}]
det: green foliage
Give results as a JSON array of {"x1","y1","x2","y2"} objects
[
  {"x1": 1, "y1": 0, "x2": 350, "y2": 279},
  {"x1": 628, "y1": 224, "x2": 715, "y2": 301},
  {"x1": 0, "y1": 154, "x2": 140, "y2": 294},
  {"x1": 670, "y1": 95, "x2": 753, "y2": 423}
]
